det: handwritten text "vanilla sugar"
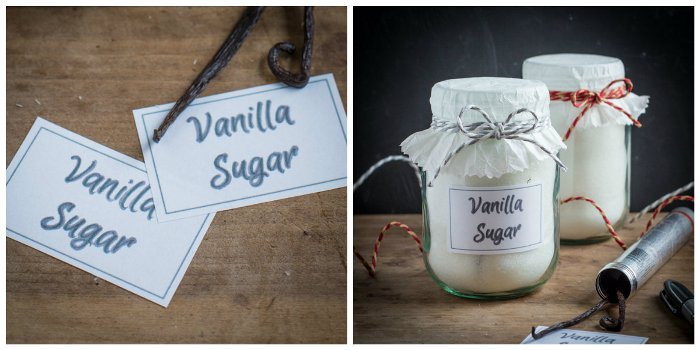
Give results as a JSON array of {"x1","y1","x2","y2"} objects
[{"x1": 187, "y1": 100, "x2": 301, "y2": 190}]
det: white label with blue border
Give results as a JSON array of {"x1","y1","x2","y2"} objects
[
  {"x1": 133, "y1": 73, "x2": 347, "y2": 222},
  {"x1": 448, "y1": 183, "x2": 543, "y2": 255},
  {"x1": 521, "y1": 326, "x2": 648, "y2": 344},
  {"x1": 6, "y1": 117, "x2": 214, "y2": 307}
]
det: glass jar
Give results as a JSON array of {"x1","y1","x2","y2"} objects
[
  {"x1": 402, "y1": 77, "x2": 565, "y2": 299},
  {"x1": 523, "y1": 54, "x2": 648, "y2": 244}
]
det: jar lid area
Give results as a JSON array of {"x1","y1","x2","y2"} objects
[
  {"x1": 430, "y1": 77, "x2": 550, "y2": 124},
  {"x1": 523, "y1": 53, "x2": 625, "y2": 91},
  {"x1": 526, "y1": 53, "x2": 620, "y2": 67},
  {"x1": 434, "y1": 77, "x2": 544, "y2": 93}
]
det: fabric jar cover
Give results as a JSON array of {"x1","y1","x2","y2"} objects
[
  {"x1": 522, "y1": 53, "x2": 649, "y2": 132},
  {"x1": 401, "y1": 77, "x2": 566, "y2": 179}
]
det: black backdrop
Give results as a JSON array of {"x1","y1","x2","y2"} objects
[{"x1": 353, "y1": 6, "x2": 694, "y2": 214}]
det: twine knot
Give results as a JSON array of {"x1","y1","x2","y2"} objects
[
  {"x1": 572, "y1": 90, "x2": 602, "y2": 106},
  {"x1": 492, "y1": 122, "x2": 505, "y2": 140},
  {"x1": 428, "y1": 105, "x2": 566, "y2": 187},
  {"x1": 550, "y1": 78, "x2": 642, "y2": 141}
]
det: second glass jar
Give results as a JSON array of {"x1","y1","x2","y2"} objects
[{"x1": 523, "y1": 53, "x2": 647, "y2": 243}]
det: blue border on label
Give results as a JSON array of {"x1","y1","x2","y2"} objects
[
  {"x1": 448, "y1": 183, "x2": 544, "y2": 252},
  {"x1": 6, "y1": 127, "x2": 211, "y2": 301},
  {"x1": 140, "y1": 77, "x2": 348, "y2": 214}
]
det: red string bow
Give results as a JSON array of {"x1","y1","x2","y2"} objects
[{"x1": 550, "y1": 78, "x2": 642, "y2": 141}]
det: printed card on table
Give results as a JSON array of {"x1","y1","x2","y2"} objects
[
  {"x1": 133, "y1": 73, "x2": 347, "y2": 221},
  {"x1": 521, "y1": 326, "x2": 648, "y2": 344},
  {"x1": 6, "y1": 117, "x2": 214, "y2": 307}
]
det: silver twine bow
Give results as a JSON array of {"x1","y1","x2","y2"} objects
[{"x1": 428, "y1": 105, "x2": 567, "y2": 187}]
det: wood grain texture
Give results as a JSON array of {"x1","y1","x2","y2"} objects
[
  {"x1": 353, "y1": 214, "x2": 694, "y2": 344},
  {"x1": 7, "y1": 7, "x2": 346, "y2": 344}
]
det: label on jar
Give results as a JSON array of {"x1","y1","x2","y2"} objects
[{"x1": 448, "y1": 183, "x2": 543, "y2": 255}]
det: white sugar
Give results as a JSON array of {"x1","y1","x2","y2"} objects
[
  {"x1": 425, "y1": 159, "x2": 557, "y2": 293},
  {"x1": 557, "y1": 124, "x2": 628, "y2": 239}
]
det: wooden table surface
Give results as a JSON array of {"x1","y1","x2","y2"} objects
[
  {"x1": 353, "y1": 214, "x2": 694, "y2": 344},
  {"x1": 7, "y1": 7, "x2": 346, "y2": 344}
]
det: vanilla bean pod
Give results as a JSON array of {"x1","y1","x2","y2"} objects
[
  {"x1": 152, "y1": 6, "x2": 265, "y2": 142},
  {"x1": 267, "y1": 6, "x2": 314, "y2": 88},
  {"x1": 599, "y1": 290, "x2": 626, "y2": 331},
  {"x1": 531, "y1": 290, "x2": 626, "y2": 340},
  {"x1": 532, "y1": 209, "x2": 693, "y2": 340}
]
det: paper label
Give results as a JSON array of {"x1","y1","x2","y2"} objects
[
  {"x1": 133, "y1": 73, "x2": 347, "y2": 222},
  {"x1": 521, "y1": 326, "x2": 648, "y2": 344},
  {"x1": 448, "y1": 183, "x2": 543, "y2": 254},
  {"x1": 6, "y1": 117, "x2": 214, "y2": 307}
]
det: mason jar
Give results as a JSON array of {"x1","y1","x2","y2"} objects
[
  {"x1": 402, "y1": 77, "x2": 565, "y2": 299},
  {"x1": 523, "y1": 54, "x2": 648, "y2": 244}
]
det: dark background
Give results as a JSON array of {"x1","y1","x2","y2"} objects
[{"x1": 353, "y1": 7, "x2": 694, "y2": 214}]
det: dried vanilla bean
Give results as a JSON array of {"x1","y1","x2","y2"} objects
[
  {"x1": 531, "y1": 290, "x2": 626, "y2": 340},
  {"x1": 152, "y1": 7, "x2": 266, "y2": 142},
  {"x1": 267, "y1": 6, "x2": 314, "y2": 88}
]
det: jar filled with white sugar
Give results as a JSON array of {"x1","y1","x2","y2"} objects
[
  {"x1": 523, "y1": 54, "x2": 649, "y2": 243},
  {"x1": 401, "y1": 78, "x2": 567, "y2": 299}
]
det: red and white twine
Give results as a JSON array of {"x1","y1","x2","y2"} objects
[
  {"x1": 641, "y1": 195, "x2": 695, "y2": 237},
  {"x1": 354, "y1": 160, "x2": 692, "y2": 276},
  {"x1": 560, "y1": 196, "x2": 629, "y2": 249},
  {"x1": 628, "y1": 181, "x2": 694, "y2": 224},
  {"x1": 355, "y1": 195, "x2": 693, "y2": 277},
  {"x1": 353, "y1": 221, "x2": 422, "y2": 277},
  {"x1": 560, "y1": 195, "x2": 694, "y2": 250},
  {"x1": 549, "y1": 78, "x2": 642, "y2": 141}
]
